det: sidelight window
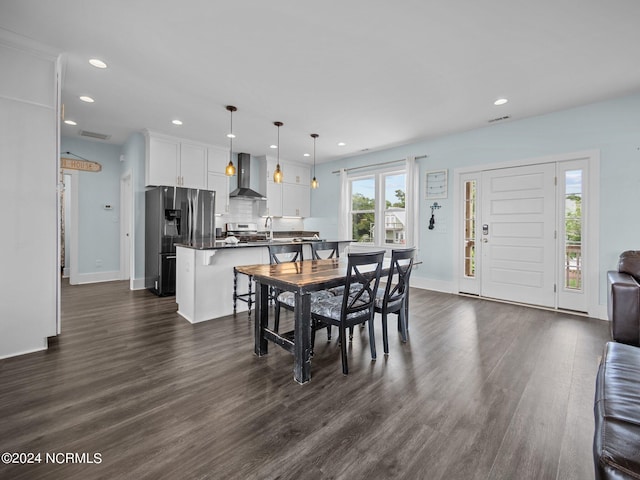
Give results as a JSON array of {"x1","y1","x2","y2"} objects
[
  {"x1": 564, "y1": 170, "x2": 583, "y2": 290},
  {"x1": 464, "y1": 180, "x2": 476, "y2": 278}
]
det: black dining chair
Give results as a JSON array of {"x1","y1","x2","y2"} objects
[
  {"x1": 311, "y1": 241, "x2": 340, "y2": 260},
  {"x1": 374, "y1": 247, "x2": 415, "y2": 355},
  {"x1": 270, "y1": 244, "x2": 336, "y2": 334},
  {"x1": 310, "y1": 250, "x2": 385, "y2": 374},
  {"x1": 268, "y1": 244, "x2": 303, "y2": 332}
]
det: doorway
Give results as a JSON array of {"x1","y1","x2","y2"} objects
[
  {"x1": 61, "y1": 169, "x2": 79, "y2": 284},
  {"x1": 120, "y1": 171, "x2": 133, "y2": 287},
  {"x1": 454, "y1": 151, "x2": 599, "y2": 315}
]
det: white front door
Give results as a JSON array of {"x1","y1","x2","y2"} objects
[{"x1": 480, "y1": 163, "x2": 556, "y2": 308}]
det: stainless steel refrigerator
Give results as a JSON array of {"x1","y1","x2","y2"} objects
[{"x1": 145, "y1": 186, "x2": 216, "y2": 296}]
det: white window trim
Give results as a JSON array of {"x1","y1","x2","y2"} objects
[{"x1": 347, "y1": 166, "x2": 407, "y2": 250}]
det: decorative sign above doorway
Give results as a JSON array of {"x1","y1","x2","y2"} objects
[{"x1": 60, "y1": 157, "x2": 102, "y2": 172}]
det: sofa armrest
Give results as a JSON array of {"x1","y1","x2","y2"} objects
[{"x1": 608, "y1": 270, "x2": 640, "y2": 346}]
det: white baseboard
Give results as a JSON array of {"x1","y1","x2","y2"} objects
[
  {"x1": 410, "y1": 276, "x2": 455, "y2": 293},
  {"x1": 131, "y1": 278, "x2": 146, "y2": 290},
  {"x1": 409, "y1": 276, "x2": 610, "y2": 321},
  {"x1": 75, "y1": 271, "x2": 121, "y2": 285},
  {"x1": 0, "y1": 342, "x2": 47, "y2": 360},
  {"x1": 592, "y1": 304, "x2": 609, "y2": 321}
]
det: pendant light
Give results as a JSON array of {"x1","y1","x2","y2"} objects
[
  {"x1": 225, "y1": 105, "x2": 237, "y2": 176},
  {"x1": 310, "y1": 133, "x2": 319, "y2": 189},
  {"x1": 273, "y1": 121, "x2": 283, "y2": 183}
]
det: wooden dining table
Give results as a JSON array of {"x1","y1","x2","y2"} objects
[{"x1": 235, "y1": 257, "x2": 390, "y2": 384}]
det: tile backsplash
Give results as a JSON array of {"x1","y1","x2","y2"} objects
[{"x1": 221, "y1": 198, "x2": 305, "y2": 232}]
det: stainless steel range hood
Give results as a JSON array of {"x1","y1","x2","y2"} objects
[{"x1": 229, "y1": 153, "x2": 266, "y2": 200}]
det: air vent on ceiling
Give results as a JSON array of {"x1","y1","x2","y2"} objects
[
  {"x1": 488, "y1": 115, "x2": 511, "y2": 124},
  {"x1": 79, "y1": 130, "x2": 111, "y2": 140}
]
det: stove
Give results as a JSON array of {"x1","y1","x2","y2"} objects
[{"x1": 225, "y1": 223, "x2": 269, "y2": 243}]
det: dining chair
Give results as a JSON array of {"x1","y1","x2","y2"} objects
[
  {"x1": 270, "y1": 244, "x2": 336, "y2": 334},
  {"x1": 374, "y1": 247, "x2": 415, "y2": 355},
  {"x1": 310, "y1": 250, "x2": 385, "y2": 374},
  {"x1": 311, "y1": 241, "x2": 340, "y2": 260},
  {"x1": 268, "y1": 244, "x2": 304, "y2": 332}
]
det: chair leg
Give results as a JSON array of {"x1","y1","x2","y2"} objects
[
  {"x1": 274, "y1": 302, "x2": 281, "y2": 333},
  {"x1": 368, "y1": 319, "x2": 377, "y2": 360},
  {"x1": 382, "y1": 312, "x2": 389, "y2": 355},
  {"x1": 399, "y1": 309, "x2": 408, "y2": 343},
  {"x1": 326, "y1": 325, "x2": 332, "y2": 340},
  {"x1": 349, "y1": 326, "x2": 354, "y2": 341},
  {"x1": 339, "y1": 324, "x2": 349, "y2": 374},
  {"x1": 405, "y1": 295, "x2": 409, "y2": 330}
]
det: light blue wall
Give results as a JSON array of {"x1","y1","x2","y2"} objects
[
  {"x1": 308, "y1": 92, "x2": 640, "y2": 307},
  {"x1": 121, "y1": 132, "x2": 146, "y2": 285},
  {"x1": 61, "y1": 137, "x2": 123, "y2": 275}
]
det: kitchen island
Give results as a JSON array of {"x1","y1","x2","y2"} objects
[{"x1": 175, "y1": 240, "x2": 352, "y2": 323}]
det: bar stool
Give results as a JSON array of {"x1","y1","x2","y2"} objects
[{"x1": 233, "y1": 267, "x2": 255, "y2": 317}]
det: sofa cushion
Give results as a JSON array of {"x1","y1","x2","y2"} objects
[
  {"x1": 619, "y1": 251, "x2": 640, "y2": 283},
  {"x1": 594, "y1": 342, "x2": 640, "y2": 479}
]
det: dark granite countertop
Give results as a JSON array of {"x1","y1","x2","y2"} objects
[{"x1": 177, "y1": 239, "x2": 353, "y2": 251}]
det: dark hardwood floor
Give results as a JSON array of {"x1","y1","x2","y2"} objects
[{"x1": 0, "y1": 279, "x2": 610, "y2": 479}]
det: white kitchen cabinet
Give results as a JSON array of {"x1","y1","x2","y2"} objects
[
  {"x1": 145, "y1": 131, "x2": 208, "y2": 188},
  {"x1": 282, "y1": 162, "x2": 310, "y2": 217},
  {"x1": 207, "y1": 145, "x2": 229, "y2": 173},
  {"x1": 146, "y1": 134, "x2": 180, "y2": 187},
  {"x1": 207, "y1": 172, "x2": 229, "y2": 215},
  {"x1": 283, "y1": 162, "x2": 310, "y2": 186},
  {"x1": 263, "y1": 179, "x2": 283, "y2": 217},
  {"x1": 282, "y1": 182, "x2": 310, "y2": 217},
  {"x1": 257, "y1": 155, "x2": 310, "y2": 217},
  {"x1": 180, "y1": 142, "x2": 208, "y2": 189}
]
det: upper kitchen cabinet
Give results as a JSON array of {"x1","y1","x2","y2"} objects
[
  {"x1": 260, "y1": 156, "x2": 283, "y2": 217},
  {"x1": 258, "y1": 155, "x2": 310, "y2": 217},
  {"x1": 282, "y1": 183, "x2": 310, "y2": 217},
  {"x1": 207, "y1": 172, "x2": 229, "y2": 215},
  {"x1": 180, "y1": 142, "x2": 207, "y2": 189},
  {"x1": 207, "y1": 145, "x2": 230, "y2": 173},
  {"x1": 207, "y1": 145, "x2": 231, "y2": 215},
  {"x1": 282, "y1": 162, "x2": 310, "y2": 187},
  {"x1": 145, "y1": 131, "x2": 207, "y2": 189}
]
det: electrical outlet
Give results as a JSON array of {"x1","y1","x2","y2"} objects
[{"x1": 95, "y1": 259, "x2": 103, "y2": 268}]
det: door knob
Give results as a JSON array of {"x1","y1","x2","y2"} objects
[{"x1": 483, "y1": 238, "x2": 488, "y2": 243}]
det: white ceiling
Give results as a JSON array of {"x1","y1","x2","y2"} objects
[{"x1": 2, "y1": 0, "x2": 640, "y2": 164}]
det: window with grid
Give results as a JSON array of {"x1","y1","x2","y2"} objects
[{"x1": 350, "y1": 171, "x2": 406, "y2": 246}]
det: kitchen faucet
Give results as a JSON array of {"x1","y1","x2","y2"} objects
[{"x1": 264, "y1": 216, "x2": 273, "y2": 241}]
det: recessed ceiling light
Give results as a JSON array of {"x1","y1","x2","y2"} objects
[
  {"x1": 270, "y1": 144, "x2": 278, "y2": 149},
  {"x1": 303, "y1": 153, "x2": 310, "y2": 157},
  {"x1": 89, "y1": 58, "x2": 107, "y2": 69},
  {"x1": 494, "y1": 98, "x2": 508, "y2": 106},
  {"x1": 337, "y1": 142, "x2": 346, "y2": 147},
  {"x1": 171, "y1": 119, "x2": 183, "y2": 125},
  {"x1": 64, "y1": 120, "x2": 77, "y2": 126},
  {"x1": 79, "y1": 96, "x2": 95, "y2": 103}
]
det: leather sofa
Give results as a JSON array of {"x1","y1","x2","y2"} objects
[
  {"x1": 593, "y1": 251, "x2": 640, "y2": 479},
  {"x1": 607, "y1": 250, "x2": 640, "y2": 346}
]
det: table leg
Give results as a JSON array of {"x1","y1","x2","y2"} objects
[
  {"x1": 254, "y1": 281, "x2": 268, "y2": 356},
  {"x1": 293, "y1": 291, "x2": 312, "y2": 384},
  {"x1": 233, "y1": 268, "x2": 238, "y2": 313},
  {"x1": 247, "y1": 275, "x2": 253, "y2": 317}
]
